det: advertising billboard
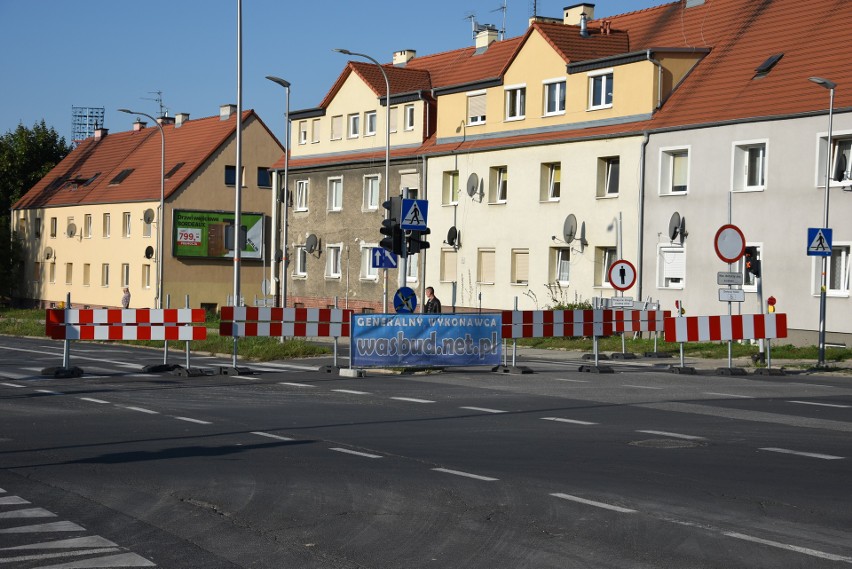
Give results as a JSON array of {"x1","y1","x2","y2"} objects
[{"x1": 172, "y1": 210, "x2": 264, "y2": 259}]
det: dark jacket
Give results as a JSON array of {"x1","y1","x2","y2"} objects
[{"x1": 424, "y1": 296, "x2": 442, "y2": 314}]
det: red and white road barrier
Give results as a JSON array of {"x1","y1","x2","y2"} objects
[
  {"x1": 612, "y1": 310, "x2": 670, "y2": 333},
  {"x1": 500, "y1": 309, "x2": 613, "y2": 339},
  {"x1": 664, "y1": 313, "x2": 788, "y2": 343},
  {"x1": 219, "y1": 306, "x2": 352, "y2": 338},
  {"x1": 46, "y1": 308, "x2": 207, "y2": 341}
]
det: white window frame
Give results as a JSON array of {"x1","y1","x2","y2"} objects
[
  {"x1": 84, "y1": 214, "x2": 92, "y2": 238},
  {"x1": 294, "y1": 246, "x2": 308, "y2": 278},
  {"x1": 552, "y1": 248, "x2": 570, "y2": 284},
  {"x1": 326, "y1": 244, "x2": 342, "y2": 279},
  {"x1": 65, "y1": 262, "x2": 73, "y2": 285},
  {"x1": 477, "y1": 249, "x2": 496, "y2": 285},
  {"x1": 327, "y1": 177, "x2": 343, "y2": 212},
  {"x1": 365, "y1": 111, "x2": 377, "y2": 137},
  {"x1": 298, "y1": 121, "x2": 308, "y2": 145},
  {"x1": 443, "y1": 171, "x2": 459, "y2": 205},
  {"x1": 440, "y1": 249, "x2": 458, "y2": 283},
  {"x1": 732, "y1": 140, "x2": 768, "y2": 192},
  {"x1": 360, "y1": 244, "x2": 379, "y2": 281},
  {"x1": 814, "y1": 130, "x2": 852, "y2": 189},
  {"x1": 50, "y1": 217, "x2": 57, "y2": 238},
  {"x1": 102, "y1": 213, "x2": 110, "y2": 238},
  {"x1": 142, "y1": 264, "x2": 151, "y2": 289},
  {"x1": 295, "y1": 180, "x2": 309, "y2": 211},
  {"x1": 543, "y1": 78, "x2": 566, "y2": 116},
  {"x1": 542, "y1": 162, "x2": 561, "y2": 201},
  {"x1": 363, "y1": 175, "x2": 380, "y2": 211},
  {"x1": 656, "y1": 245, "x2": 686, "y2": 290},
  {"x1": 467, "y1": 90, "x2": 486, "y2": 125},
  {"x1": 490, "y1": 166, "x2": 508, "y2": 203},
  {"x1": 311, "y1": 119, "x2": 321, "y2": 143},
  {"x1": 49, "y1": 262, "x2": 56, "y2": 284},
  {"x1": 348, "y1": 113, "x2": 360, "y2": 138},
  {"x1": 812, "y1": 242, "x2": 851, "y2": 297},
  {"x1": 406, "y1": 251, "x2": 418, "y2": 283},
  {"x1": 660, "y1": 146, "x2": 690, "y2": 195},
  {"x1": 121, "y1": 263, "x2": 130, "y2": 288},
  {"x1": 597, "y1": 247, "x2": 617, "y2": 287},
  {"x1": 101, "y1": 263, "x2": 110, "y2": 287},
  {"x1": 122, "y1": 212, "x2": 131, "y2": 238},
  {"x1": 331, "y1": 115, "x2": 343, "y2": 140},
  {"x1": 598, "y1": 157, "x2": 620, "y2": 197},
  {"x1": 83, "y1": 263, "x2": 90, "y2": 287},
  {"x1": 403, "y1": 104, "x2": 415, "y2": 131},
  {"x1": 510, "y1": 249, "x2": 529, "y2": 285},
  {"x1": 588, "y1": 69, "x2": 614, "y2": 110},
  {"x1": 504, "y1": 84, "x2": 526, "y2": 121},
  {"x1": 389, "y1": 106, "x2": 398, "y2": 133}
]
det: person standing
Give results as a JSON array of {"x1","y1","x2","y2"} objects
[
  {"x1": 423, "y1": 286, "x2": 442, "y2": 314},
  {"x1": 121, "y1": 288, "x2": 131, "y2": 309}
]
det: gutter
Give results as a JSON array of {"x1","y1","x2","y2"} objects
[{"x1": 637, "y1": 131, "x2": 649, "y2": 304}]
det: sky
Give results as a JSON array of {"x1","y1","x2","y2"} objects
[{"x1": 0, "y1": 0, "x2": 648, "y2": 146}]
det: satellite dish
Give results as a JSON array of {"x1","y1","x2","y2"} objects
[
  {"x1": 305, "y1": 234, "x2": 318, "y2": 254},
  {"x1": 66, "y1": 223, "x2": 77, "y2": 238},
  {"x1": 446, "y1": 226, "x2": 459, "y2": 247},
  {"x1": 44, "y1": 247, "x2": 53, "y2": 260},
  {"x1": 668, "y1": 212, "x2": 681, "y2": 241},
  {"x1": 144, "y1": 245, "x2": 154, "y2": 259},
  {"x1": 466, "y1": 173, "x2": 479, "y2": 197},
  {"x1": 679, "y1": 216, "x2": 688, "y2": 244},
  {"x1": 579, "y1": 221, "x2": 588, "y2": 248},
  {"x1": 834, "y1": 153, "x2": 848, "y2": 182},
  {"x1": 143, "y1": 209, "x2": 155, "y2": 224},
  {"x1": 563, "y1": 214, "x2": 577, "y2": 244}
]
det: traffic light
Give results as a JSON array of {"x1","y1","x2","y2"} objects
[
  {"x1": 380, "y1": 197, "x2": 403, "y2": 255},
  {"x1": 744, "y1": 246, "x2": 761, "y2": 278},
  {"x1": 406, "y1": 228, "x2": 431, "y2": 255}
]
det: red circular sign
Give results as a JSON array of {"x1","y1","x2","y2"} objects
[
  {"x1": 714, "y1": 224, "x2": 746, "y2": 264},
  {"x1": 608, "y1": 259, "x2": 637, "y2": 291}
]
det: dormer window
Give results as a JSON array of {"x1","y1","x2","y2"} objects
[
  {"x1": 505, "y1": 85, "x2": 526, "y2": 121},
  {"x1": 467, "y1": 91, "x2": 486, "y2": 125},
  {"x1": 588, "y1": 70, "x2": 613, "y2": 110}
]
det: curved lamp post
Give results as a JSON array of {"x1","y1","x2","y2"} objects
[
  {"x1": 334, "y1": 48, "x2": 391, "y2": 313},
  {"x1": 266, "y1": 75, "x2": 290, "y2": 310},
  {"x1": 118, "y1": 109, "x2": 165, "y2": 310}
]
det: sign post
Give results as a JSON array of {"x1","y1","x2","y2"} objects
[
  {"x1": 714, "y1": 224, "x2": 746, "y2": 369},
  {"x1": 607, "y1": 260, "x2": 637, "y2": 358}
]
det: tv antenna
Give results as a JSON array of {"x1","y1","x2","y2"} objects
[
  {"x1": 490, "y1": 0, "x2": 507, "y2": 40},
  {"x1": 142, "y1": 90, "x2": 169, "y2": 118},
  {"x1": 464, "y1": 12, "x2": 477, "y2": 39}
]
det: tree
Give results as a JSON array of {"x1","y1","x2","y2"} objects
[{"x1": 0, "y1": 121, "x2": 70, "y2": 304}]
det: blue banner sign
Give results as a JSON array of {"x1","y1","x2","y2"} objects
[{"x1": 351, "y1": 314, "x2": 502, "y2": 368}]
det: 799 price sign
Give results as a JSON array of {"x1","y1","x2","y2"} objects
[{"x1": 177, "y1": 227, "x2": 202, "y2": 247}]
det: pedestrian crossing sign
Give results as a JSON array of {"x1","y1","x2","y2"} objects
[
  {"x1": 401, "y1": 199, "x2": 428, "y2": 231},
  {"x1": 807, "y1": 227, "x2": 832, "y2": 257}
]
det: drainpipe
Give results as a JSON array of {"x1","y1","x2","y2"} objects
[{"x1": 637, "y1": 132, "x2": 650, "y2": 303}]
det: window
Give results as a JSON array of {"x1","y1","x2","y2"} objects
[
  {"x1": 327, "y1": 178, "x2": 343, "y2": 211},
  {"x1": 657, "y1": 245, "x2": 685, "y2": 289},
  {"x1": 50, "y1": 217, "x2": 57, "y2": 238},
  {"x1": 121, "y1": 263, "x2": 130, "y2": 287},
  {"x1": 164, "y1": 162, "x2": 184, "y2": 179},
  {"x1": 109, "y1": 168, "x2": 134, "y2": 185},
  {"x1": 505, "y1": 85, "x2": 526, "y2": 120},
  {"x1": 812, "y1": 244, "x2": 850, "y2": 296},
  {"x1": 299, "y1": 121, "x2": 308, "y2": 144},
  {"x1": 440, "y1": 249, "x2": 458, "y2": 282},
  {"x1": 65, "y1": 263, "x2": 73, "y2": 285},
  {"x1": 443, "y1": 171, "x2": 459, "y2": 205},
  {"x1": 589, "y1": 70, "x2": 613, "y2": 109},
  {"x1": 49, "y1": 262, "x2": 56, "y2": 284},
  {"x1": 732, "y1": 141, "x2": 767, "y2": 192},
  {"x1": 399, "y1": 104, "x2": 413, "y2": 131},
  {"x1": 348, "y1": 113, "x2": 360, "y2": 138},
  {"x1": 467, "y1": 92, "x2": 486, "y2": 125},
  {"x1": 225, "y1": 165, "x2": 245, "y2": 187},
  {"x1": 544, "y1": 79, "x2": 566, "y2": 115},
  {"x1": 102, "y1": 213, "x2": 110, "y2": 238},
  {"x1": 511, "y1": 249, "x2": 529, "y2": 284},
  {"x1": 737, "y1": 244, "x2": 762, "y2": 289},
  {"x1": 326, "y1": 245, "x2": 342, "y2": 278},
  {"x1": 311, "y1": 119, "x2": 321, "y2": 143},
  {"x1": 405, "y1": 251, "x2": 418, "y2": 282},
  {"x1": 363, "y1": 175, "x2": 380, "y2": 210},
  {"x1": 122, "y1": 212, "x2": 131, "y2": 237},
  {"x1": 84, "y1": 214, "x2": 92, "y2": 238},
  {"x1": 541, "y1": 163, "x2": 561, "y2": 200},
  {"x1": 477, "y1": 249, "x2": 495, "y2": 284},
  {"x1": 365, "y1": 111, "x2": 377, "y2": 136},
  {"x1": 490, "y1": 166, "x2": 508, "y2": 203},
  {"x1": 101, "y1": 263, "x2": 110, "y2": 287},
  {"x1": 598, "y1": 157, "x2": 620, "y2": 197},
  {"x1": 34, "y1": 262, "x2": 42, "y2": 283},
  {"x1": 389, "y1": 107, "x2": 398, "y2": 133},
  {"x1": 816, "y1": 134, "x2": 852, "y2": 187},
  {"x1": 294, "y1": 246, "x2": 307, "y2": 277},
  {"x1": 83, "y1": 263, "x2": 90, "y2": 286},
  {"x1": 35, "y1": 217, "x2": 41, "y2": 238},
  {"x1": 360, "y1": 246, "x2": 379, "y2": 281},
  {"x1": 553, "y1": 248, "x2": 570, "y2": 284},
  {"x1": 295, "y1": 180, "x2": 309, "y2": 211},
  {"x1": 661, "y1": 148, "x2": 689, "y2": 194},
  {"x1": 142, "y1": 264, "x2": 151, "y2": 289},
  {"x1": 66, "y1": 216, "x2": 75, "y2": 238},
  {"x1": 331, "y1": 115, "x2": 343, "y2": 140},
  {"x1": 257, "y1": 168, "x2": 272, "y2": 188},
  {"x1": 143, "y1": 214, "x2": 152, "y2": 238},
  {"x1": 597, "y1": 247, "x2": 617, "y2": 286}
]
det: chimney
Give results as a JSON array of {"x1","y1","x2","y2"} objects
[
  {"x1": 220, "y1": 104, "x2": 237, "y2": 120},
  {"x1": 132, "y1": 119, "x2": 147, "y2": 132},
  {"x1": 393, "y1": 49, "x2": 416, "y2": 67},
  {"x1": 94, "y1": 127, "x2": 108, "y2": 141},
  {"x1": 175, "y1": 113, "x2": 190, "y2": 127},
  {"x1": 564, "y1": 3, "x2": 595, "y2": 25},
  {"x1": 474, "y1": 24, "x2": 499, "y2": 52},
  {"x1": 157, "y1": 115, "x2": 175, "y2": 126}
]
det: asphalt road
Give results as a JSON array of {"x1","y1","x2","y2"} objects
[{"x1": 1, "y1": 335, "x2": 850, "y2": 568}]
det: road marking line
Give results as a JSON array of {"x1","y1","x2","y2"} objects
[
  {"x1": 330, "y1": 448, "x2": 383, "y2": 459},
  {"x1": 0, "y1": 547, "x2": 120, "y2": 563},
  {"x1": 36, "y1": 389, "x2": 62, "y2": 395},
  {"x1": 391, "y1": 397, "x2": 435, "y2": 403},
  {"x1": 232, "y1": 375, "x2": 258, "y2": 380},
  {"x1": 623, "y1": 384, "x2": 664, "y2": 390},
  {"x1": 1, "y1": 382, "x2": 25, "y2": 388},
  {"x1": 551, "y1": 493, "x2": 637, "y2": 513},
  {"x1": 0, "y1": 496, "x2": 30, "y2": 506},
  {"x1": 333, "y1": 389, "x2": 370, "y2": 395},
  {"x1": 789, "y1": 400, "x2": 851, "y2": 409},
  {"x1": 0, "y1": 508, "x2": 56, "y2": 519},
  {"x1": 0, "y1": 520, "x2": 85, "y2": 533},
  {"x1": 79, "y1": 397, "x2": 110, "y2": 404},
  {"x1": 460, "y1": 406, "x2": 506, "y2": 414},
  {"x1": 723, "y1": 531, "x2": 852, "y2": 563},
  {"x1": 124, "y1": 406, "x2": 159, "y2": 415},
  {"x1": 174, "y1": 416, "x2": 212, "y2": 425},
  {"x1": 704, "y1": 392, "x2": 754, "y2": 399},
  {"x1": 279, "y1": 382, "x2": 315, "y2": 388},
  {"x1": 0, "y1": 535, "x2": 119, "y2": 550},
  {"x1": 432, "y1": 468, "x2": 498, "y2": 482},
  {"x1": 759, "y1": 447, "x2": 844, "y2": 460},
  {"x1": 251, "y1": 431, "x2": 294, "y2": 441},
  {"x1": 554, "y1": 378, "x2": 589, "y2": 383},
  {"x1": 541, "y1": 417, "x2": 598, "y2": 426},
  {"x1": 637, "y1": 430, "x2": 706, "y2": 441}
]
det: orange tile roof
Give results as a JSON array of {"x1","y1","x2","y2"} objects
[
  {"x1": 530, "y1": 22, "x2": 630, "y2": 64},
  {"x1": 14, "y1": 110, "x2": 283, "y2": 210}
]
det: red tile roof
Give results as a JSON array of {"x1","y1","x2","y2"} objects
[
  {"x1": 530, "y1": 22, "x2": 631, "y2": 64},
  {"x1": 14, "y1": 110, "x2": 283, "y2": 210}
]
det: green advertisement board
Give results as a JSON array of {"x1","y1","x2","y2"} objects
[{"x1": 172, "y1": 210, "x2": 264, "y2": 259}]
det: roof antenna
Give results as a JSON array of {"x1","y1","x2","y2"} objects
[
  {"x1": 490, "y1": 0, "x2": 507, "y2": 40},
  {"x1": 142, "y1": 90, "x2": 169, "y2": 118},
  {"x1": 464, "y1": 12, "x2": 477, "y2": 39}
]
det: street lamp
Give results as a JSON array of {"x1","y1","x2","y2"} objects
[
  {"x1": 118, "y1": 108, "x2": 165, "y2": 310},
  {"x1": 266, "y1": 75, "x2": 290, "y2": 310},
  {"x1": 334, "y1": 48, "x2": 391, "y2": 313},
  {"x1": 809, "y1": 76, "x2": 836, "y2": 367}
]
